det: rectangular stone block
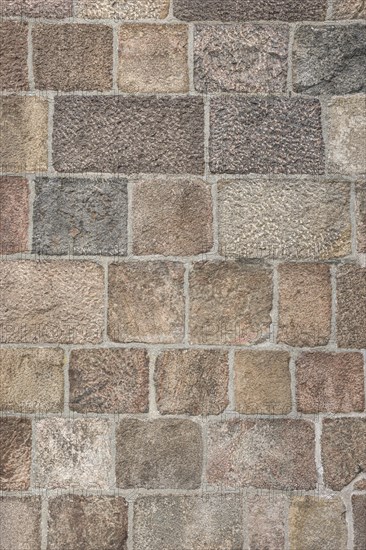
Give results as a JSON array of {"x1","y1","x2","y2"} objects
[
  {"x1": 210, "y1": 97, "x2": 324, "y2": 174},
  {"x1": 53, "y1": 96, "x2": 204, "y2": 174},
  {"x1": 247, "y1": 493, "x2": 288, "y2": 550},
  {"x1": 194, "y1": 24, "x2": 289, "y2": 93},
  {"x1": 356, "y1": 182, "x2": 366, "y2": 253},
  {"x1": 333, "y1": 0, "x2": 366, "y2": 19},
  {"x1": 0, "y1": 22, "x2": 28, "y2": 91},
  {"x1": 0, "y1": 261, "x2": 104, "y2": 344},
  {"x1": 76, "y1": 0, "x2": 170, "y2": 19},
  {"x1": 0, "y1": 497, "x2": 41, "y2": 550},
  {"x1": 1, "y1": 0, "x2": 73, "y2": 17},
  {"x1": 0, "y1": 417, "x2": 32, "y2": 490},
  {"x1": 353, "y1": 495, "x2": 366, "y2": 550},
  {"x1": 337, "y1": 264, "x2": 366, "y2": 348},
  {"x1": 0, "y1": 177, "x2": 29, "y2": 254},
  {"x1": 218, "y1": 178, "x2": 351, "y2": 259}
]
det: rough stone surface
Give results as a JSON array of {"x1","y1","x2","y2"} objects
[
  {"x1": 108, "y1": 261, "x2": 185, "y2": 343},
  {"x1": 327, "y1": 96, "x2": 366, "y2": 175},
  {"x1": 354, "y1": 478, "x2": 366, "y2": 490},
  {"x1": 53, "y1": 96, "x2": 204, "y2": 174},
  {"x1": 47, "y1": 495, "x2": 128, "y2": 550},
  {"x1": 337, "y1": 264, "x2": 366, "y2": 348},
  {"x1": 0, "y1": 96, "x2": 48, "y2": 173},
  {"x1": 76, "y1": 0, "x2": 170, "y2": 19},
  {"x1": 353, "y1": 494, "x2": 366, "y2": 550},
  {"x1": 289, "y1": 497, "x2": 348, "y2": 550},
  {"x1": 194, "y1": 24, "x2": 289, "y2": 93},
  {"x1": 32, "y1": 177, "x2": 128, "y2": 256},
  {"x1": 207, "y1": 419, "x2": 316, "y2": 490},
  {"x1": 218, "y1": 178, "x2": 351, "y2": 259},
  {"x1": 1, "y1": 0, "x2": 73, "y2": 17},
  {"x1": 0, "y1": 417, "x2": 32, "y2": 491},
  {"x1": 278, "y1": 263, "x2": 332, "y2": 346},
  {"x1": 0, "y1": 348, "x2": 64, "y2": 413},
  {"x1": 247, "y1": 493, "x2": 288, "y2": 550},
  {"x1": 132, "y1": 179, "x2": 213, "y2": 256},
  {"x1": 293, "y1": 24, "x2": 366, "y2": 95},
  {"x1": 234, "y1": 350, "x2": 292, "y2": 415},
  {"x1": 119, "y1": 25, "x2": 188, "y2": 93},
  {"x1": 322, "y1": 418, "x2": 366, "y2": 490},
  {"x1": 34, "y1": 418, "x2": 112, "y2": 489},
  {"x1": 189, "y1": 261, "x2": 272, "y2": 345},
  {"x1": 333, "y1": 0, "x2": 366, "y2": 19},
  {"x1": 210, "y1": 97, "x2": 325, "y2": 174},
  {"x1": 69, "y1": 348, "x2": 149, "y2": 413},
  {"x1": 33, "y1": 24, "x2": 113, "y2": 91},
  {"x1": 356, "y1": 182, "x2": 366, "y2": 253},
  {"x1": 133, "y1": 494, "x2": 243, "y2": 550},
  {"x1": 155, "y1": 349, "x2": 229, "y2": 415},
  {"x1": 0, "y1": 22, "x2": 28, "y2": 91},
  {"x1": 116, "y1": 419, "x2": 202, "y2": 489},
  {"x1": 0, "y1": 261, "x2": 104, "y2": 344},
  {"x1": 0, "y1": 177, "x2": 29, "y2": 254},
  {"x1": 0, "y1": 497, "x2": 41, "y2": 550},
  {"x1": 296, "y1": 352, "x2": 365, "y2": 413}
]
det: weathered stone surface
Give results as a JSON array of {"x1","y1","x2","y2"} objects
[
  {"x1": 194, "y1": 24, "x2": 289, "y2": 93},
  {"x1": 108, "y1": 262, "x2": 185, "y2": 343},
  {"x1": 247, "y1": 493, "x2": 287, "y2": 550},
  {"x1": 0, "y1": 348, "x2": 64, "y2": 413},
  {"x1": 0, "y1": 417, "x2": 31, "y2": 490},
  {"x1": 155, "y1": 349, "x2": 229, "y2": 415},
  {"x1": 354, "y1": 478, "x2": 366, "y2": 490},
  {"x1": 293, "y1": 24, "x2": 366, "y2": 95},
  {"x1": 119, "y1": 25, "x2": 188, "y2": 93},
  {"x1": 0, "y1": 497, "x2": 41, "y2": 550},
  {"x1": 1, "y1": 0, "x2": 73, "y2": 17},
  {"x1": 356, "y1": 183, "x2": 366, "y2": 253},
  {"x1": 0, "y1": 96, "x2": 48, "y2": 173},
  {"x1": 210, "y1": 97, "x2": 324, "y2": 174},
  {"x1": 116, "y1": 419, "x2": 202, "y2": 489},
  {"x1": 0, "y1": 261, "x2": 104, "y2": 344},
  {"x1": 278, "y1": 263, "x2": 332, "y2": 346},
  {"x1": 296, "y1": 352, "x2": 365, "y2": 413},
  {"x1": 69, "y1": 348, "x2": 149, "y2": 413},
  {"x1": 322, "y1": 418, "x2": 366, "y2": 490},
  {"x1": 33, "y1": 24, "x2": 113, "y2": 91},
  {"x1": 218, "y1": 178, "x2": 351, "y2": 259},
  {"x1": 53, "y1": 96, "x2": 204, "y2": 174},
  {"x1": 189, "y1": 261, "x2": 272, "y2": 345},
  {"x1": 207, "y1": 419, "x2": 316, "y2": 490},
  {"x1": 48, "y1": 495, "x2": 128, "y2": 550},
  {"x1": 33, "y1": 178, "x2": 128, "y2": 256},
  {"x1": 353, "y1": 494, "x2": 366, "y2": 550},
  {"x1": 34, "y1": 418, "x2": 112, "y2": 489},
  {"x1": 289, "y1": 497, "x2": 348, "y2": 550},
  {"x1": 337, "y1": 264, "x2": 366, "y2": 348},
  {"x1": 132, "y1": 179, "x2": 213, "y2": 256},
  {"x1": 133, "y1": 494, "x2": 243, "y2": 550},
  {"x1": 0, "y1": 22, "x2": 28, "y2": 91},
  {"x1": 0, "y1": 177, "x2": 29, "y2": 254},
  {"x1": 327, "y1": 96, "x2": 366, "y2": 175},
  {"x1": 234, "y1": 350, "x2": 291, "y2": 414},
  {"x1": 76, "y1": 0, "x2": 170, "y2": 19},
  {"x1": 333, "y1": 0, "x2": 366, "y2": 19}
]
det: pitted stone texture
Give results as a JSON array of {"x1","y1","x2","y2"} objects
[
  {"x1": 296, "y1": 352, "x2": 365, "y2": 413},
  {"x1": 353, "y1": 494, "x2": 366, "y2": 550},
  {"x1": 0, "y1": 177, "x2": 29, "y2": 254},
  {"x1": 1, "y1": 0, "x2": 72, "y2": 17},
  {"x1": 70, "y1": 348, "x2": 149, "y2": 413},
  {"x1": 278, "y1": 263, "x2": 332, "y2": 347},
  {"x1": 0, "y1": 22, "x2": 28, "y2": 91},
  {"x1": 48, "y1": 495, "x2": 128, "y2": 550},
  {"x1": 322, "y1": 418, "x2": 366, "y2": 490},
  {"x1": 76, "y1": 0, "x2": 169, "y2": 19},
  {"x1": 194, "y1": 24, "x2": 289, "y2": 93},
  {"x1": 155, "y1": 349, "x2": 229, "y2": 415},
  {"x1": 132, "y1": 179, "x2": 213, "y2": 256},
  {"x1": 119, "y1": 25, "x2": 188, "y2": 93},
  {"x1": 289, "y1": 497, "x2": 347, "y2": 550},
  {"x1": 0, "y1": 348, "x2": 64, "y2": 413},
  {"x1": 133, "y1": 494, "x2": 243, "y2": 550},
  {"x1": 33, "y1": 178, "x2": 128, "y2": 256},
  {"x1": 247, "y1": 493, "x2": 287, "y2": 550},
  {"x1": 189, "y1": 261, "x2": 272, "y2": 345},
  {"x1": 218, "y1": 178, "x2": 351, "y2": 259},
  {"x1": 0, "y1": 261, "x2": 104, "y2": 344},
  {"x1": 173, "y1": 0, "x2": 327, "y2": 21},
  {"x1": 337, "y1": 264, "x2": 366, "y2": 348},
  {"x1": 207, "y1": 419, "x2": 316, "y2": 490},
  {"x1": 293, "y1": 24, "x2": 366, "y2": 95},
  {"x1": 354, "y1": 478, "x2": 366, "y2": 490},
  {"x1": 53, "y1": 96, "x2": 204, "y2": 174},
  {"x1": 356, "y1": 183, "x2": 366, "y2": 252},
  {"x1": 327, "y1": 96, "x2": 366, "y2": 175},
  {"x1": 0, "y1": 417, "x2": 31, "y2": 490},
  {"x1": 234, "y1": 350, "x2": 291, "y2": 415},
  {"x1": 0, "y1": 497, "x2": 41, "y2": 550},
  {"x1": 33, "y1": 24, "x2": 113, "y2": 91},
  {"x1": 34, "y1": 418, "x2": 112, "y2": 489},
  {"x1": 333, "y1": 0, "x2": 366, "y2": 19},
  {"x1": 210, "y1": 97, "x2": 324, "y2": 175},
  {"x1": 0, "y1": 96, "x2": 48, "y2": 173},
  {"x1": 108, "y1": 262, "x2": 185, "y2": 343}
]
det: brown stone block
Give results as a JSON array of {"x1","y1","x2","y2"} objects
[
  {"x1": 353, "y1": 494, "x2": 366, "y2": 550},
  {"x1": 0, "y1": 417, "x2": 32, "y2": 491},
  {"x1": 0, "y1": 496, "x2": 41, "y2": 550},
  {"x1": 76, "y1": 0, "x2": 170, "y2": 19},
  {"x1": 337, "y1": 264, "x2": 366, "y2": 348},
  {"x1": 0, "y1": 22, "x2": 28, "y2": 91},
  {"x1": 0, "y1": 177, "x2": 29, "y2": 254}
]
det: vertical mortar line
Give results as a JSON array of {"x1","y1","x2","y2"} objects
[
  {"x1": 326, "y1": 0, "x2": 334, "y2": 19},
  {"x1": 183, "y1": 262, "x2": 190, "y2": 345},
  {"x1": 286, "y1": 24, "x2": 295, "y2": 96},
  {"x1": 127, "y1": 499, "x2": 135, "y2": 550},
  {"x1": 203, "y1": 95, "x2": 210, "y2": 179},
  {"x1": 211, "y1": 178, "x2": 219, "y2": 255},
  {"x1": 314, "y1": 417, "x2": 325, "y2": 493},
  {"x1": 110, "y1": 417, "x2": 117, "y2": 490},
  {"x1": 27, "y1": 22, "x2": 35, "y2": 91},
  {"x1": 200, "y1": 414, "x2": 208, "y2": 491},
  {"x1": 284, "y1": 493, "x2": 290, "y2": 550},
  {"x1": 127, "y1": 180, "x2": 133, "y2": 256},
  {"x1": 168, "y1": 0, "x2": 174, "y2": 19},
  {"x1": 47, "y1": 92, "x2": 55, "y2": 174},
  {"x1": 112, "y1": 23, "x2": 119, "y2": 93},
  {"x1": 27, "y1": 175, "x2": 35, "y2": 254},
  {"x1": 41, "y1": 494, "x2": 48, "y2": 550},
  {"x1": 289, "y1": 350, "x2": 298, "y2": 415},
  {"x1": 343, "y1": 487, "x2": 355, "y2": 550},
  {"x1": 270, "y1": 261, "x2": 279, "y2": 344},
  {"x1": 63, "y1": 346, "x2": 71, "y2": 415},
  {"x1": 227, "y1": 348, "x2": 235, "y2": 412},
  {"x1": 320, "y1": 97, "x2": 330, "y2": 177},
  {"x1": 188, "y1": 23, "x2": 195, "y2": 93},
  {"x1": 350, "y1": 181, "x2": 358, "y2": 258},
  {"x1": 148, "y1": 348, "x2": 159, "y2": 417},
  {"x1": 103, "y1": 258, "x2": 110, "y2": 342},
  {"x1": 242, "y1": 486, "x2": 249, "y2": 550},
  {"x1": 330, "y1": 264, "x2": 337, "y2": 347}
]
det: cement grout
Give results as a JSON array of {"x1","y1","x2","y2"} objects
[
  {"x1": 148, "y1": 349, "x2": 159, "y2": 417},
  {"x1": 112, "y1": 23, "x2": 119, "y2": 93},
  {"x1": 330, "y1": 264, "x2": 338, "y2": 346},
  {"x1": 27, "y1": 22, "x2": 35, "y2": 90},
  {"x1": 41, "y1": 494, "x2": 48, "y2": 550},
  {"x1": 183, "y1": 263, "x2": 190, "y2": 345}
]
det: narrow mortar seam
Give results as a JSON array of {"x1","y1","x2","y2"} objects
[
  {"x1": 188, "y1": 23, "x2": 195, "y2": 93},
  {"x1": 27, "y1": 22, "x2": 35, "y2": 90},
  {"x1": 286, "y1": 23, "x2": 295, "y2": 96},
  {"x1": 27, "y1": 175, "x2": 35, "y2": 254},
  {"x1": 63, "y1": 346, "x2": 71, "y2": 415},
  {"x1": 47, "y1": 92, "x2": 55, "y2": 174},
  {"x1": 148, "y1": 349, "x2": 159, "y2": 417},
  {"x1": 41, "y1": 493, "x2": 48, "y2": 550},
  {"x1": 330, "y1": 264, "x2": 337, "y2": 347},
  {"x1": 270, "y1": 261, "x2": 279, "y2": 344},
  {"x1": 112, "y1": 23, "x2": 119, "y2": 93},
  {"x1": 314, "y1": 417, "x2": 325, "y2": 493},
  {"x1": 183, "y1": 262, "x2": 190, "y2": 345}
]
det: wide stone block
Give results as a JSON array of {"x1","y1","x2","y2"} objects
[
  {"x1": 0, "y1": 177, "x2": 29, "y2": 254},
  {"x1": 76, "y1": 0, "x2": 170, "y2": 19},
  {"x1": 337, "y1": 264, "x2": 366, "y2": 348},
  {"x1": 1, "y1": 0, "x2": 73, "y2": 17},
  {"x1": 0, "y1": 417, "x2": 32, "y2": 490},
  {"x1": 0, "y1": 497, "x2": 41, "y2": 550},
  {"x1": 0, "y1": 22, "x2": 28, "y2": 91}
]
